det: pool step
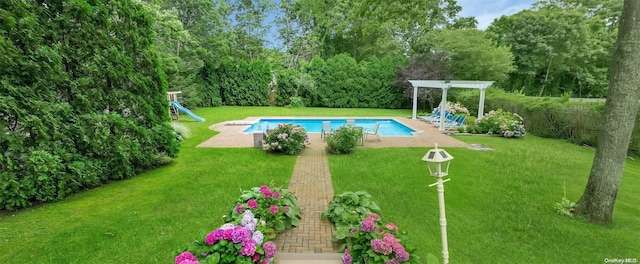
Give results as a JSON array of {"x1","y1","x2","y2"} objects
[{"x1": 275, "y1": 253, "x2": 342, "y2": 264}]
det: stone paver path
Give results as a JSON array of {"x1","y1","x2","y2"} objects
[{"x1": 274, "y1": 134, "x2": 339, "y2": 253}]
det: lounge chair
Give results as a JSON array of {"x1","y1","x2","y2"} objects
[
  {"x1": 321, "y1": 121, "x2": 333, "y2": 140},
  {"x1": 420, "y1": 109, "x2": 441, "y2": 122},
  {"x1": 444, "y1": 115, "x2": 467, "y2": 130},
  {"x1": 432, "y1": 114, "x2": 458, "y2": 126},
  {"x1": 364, "y1": 122, "x2": 382, "y2": 142},
  {"x1": 346, "y1": 119, "x2": 355, "y2": 127}
]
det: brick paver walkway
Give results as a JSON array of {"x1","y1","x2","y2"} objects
[{"x1": 274, "y1": 134, "x2": 340, "y2": 253}]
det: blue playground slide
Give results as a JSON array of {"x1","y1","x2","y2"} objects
[{"x1": 171, "y1": 101, "x2": 204, "y2": 122}]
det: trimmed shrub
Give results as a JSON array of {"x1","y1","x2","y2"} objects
[
  {"x1": 262, "y1": 123, "x2": 308, "y2": 155},
  {"x1": 325, "y1": 126, "x2": 362, "y2": 154}
]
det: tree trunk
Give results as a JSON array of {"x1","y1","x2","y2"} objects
[
  {"x1": 574, "y1": 0, "x2": 640, "y2": 225},
  {"x1": 538, "y1": 55, "x2": 554, "y2": 97}
]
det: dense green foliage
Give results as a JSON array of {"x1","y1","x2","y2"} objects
[
  {"x1": 488, "y1": 0, "x2": 621, "y2": 97},
  {"x1": 326, "y1": 126, "x2": 363, "y2": 154},
  {"x1": 0, "y1": 0, "x2": 179, "y2": 210},
  {"x1": 455, "y1": 90, "x2": 640, "y2": 156},
  {"x1": 302, "y1": 54, "x2": 406, "y2": 108},
  {"x1": 200, "y1": 60, "x2": 272, "y2": 106}
]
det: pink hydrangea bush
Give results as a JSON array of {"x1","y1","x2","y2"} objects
[
  {"x1": 174, "y1": 211, "x2": 276, "y2": 264},
  {"x1": 225, "y1": 185, "x2": 301, "y2": 234},
  {"x1": 262, "y1": 123, "x2": 308, "y2": 155},
  {"x1": 174, "y1": 185, "x2": 301, "y2": 264},
  {"x1": 337, "y1": 212, "x2": 417, "y2": 264}
]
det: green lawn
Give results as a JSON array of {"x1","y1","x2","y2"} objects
[
  {"x1": 328, "y1": 135, "x2": 640, "y2": 263},
  {"x1": 1, "y1": 106, "x2": 638, "y2": 263}
]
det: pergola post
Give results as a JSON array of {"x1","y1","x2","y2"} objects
[
  {"x1": 412, "y1": 85, "x2": 419, "y2": 119},
  {"x1": 439, "y1": 86, "x2": 449, "y2": 131},
  {"x1": 478, "y1": 88, "x2": 486, "y2": 119}
]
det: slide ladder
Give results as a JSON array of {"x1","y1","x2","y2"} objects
[{"x1": 170, "y1": 101, "x2": 204, "y2": 122}]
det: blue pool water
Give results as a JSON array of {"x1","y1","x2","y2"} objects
[{"x1": 243, "y1": 118, "x2": 416, "y2": 136}]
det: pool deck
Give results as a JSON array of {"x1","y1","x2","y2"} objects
[{"x1": 197, "y1": 116, "x2": 469, "y2": 148}]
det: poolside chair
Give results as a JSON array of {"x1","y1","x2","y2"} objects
[
  {"x1": 364, "y1": 122, "x2": 382, "y2": 142},
  {"x1": 432, "y1": 114, "x2": 459, "y2": 126},
  {"x1": 444, "y1": 115, "x2": 467, "y2": 130},
  {"x1": 346, "y1": 119, "x2": 355, "y2": 127},
  {"x1": 321, "y1": 121, "x2": 333, "y2": 141},
  {"x1": 420, "y1": 109, "x2": 441, "y2": 122}
]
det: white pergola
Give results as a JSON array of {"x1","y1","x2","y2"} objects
[{"x1": 408, "y1": 80, "x2": 494, "y2": 131}]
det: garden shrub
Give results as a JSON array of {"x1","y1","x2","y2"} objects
[
  {"x1": 175, "y1": 185, "x2": 299, "y2": 264},
  {"x1": 325, "y1": 126, "x2": 362, "y2": 154},
  {"x1": 262, "y1": 123, "x2": 308, "y2": 155},
  {"x1": 288, "y1": 96, "x2": 305, "y2": 108},
  {"x1": 471, "y1": 109, "x2": 526, "y2": 138},
  {"x1": 224, "y1": 186, "x2": 302, "y2": 234},
  {"x1": 323, "y1": 191, "x2": 420, "y2": 264},
  {"x1": 321, "y1": 191, "x2": 381, "y2": 226}
]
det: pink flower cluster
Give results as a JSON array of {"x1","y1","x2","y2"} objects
[
  {"x1": 259, "y1": 186, "x2": 273, "y2": 197},
  {"x1": 360, "y1": 216, "x2": 375, "y2": 232},
  {"x1": 269, "y1": 204, "x2": 279, "y2": 214},
  {"x1": 263, "y1": 241, "x2": 277, "y2": 259},
  {"x1": 175, "y1": 252, "x2": 199, "y2": 264}
]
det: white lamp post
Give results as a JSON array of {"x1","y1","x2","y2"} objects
[{"x1": 422, "y1": 144, "x2": 453, "y2": 264}]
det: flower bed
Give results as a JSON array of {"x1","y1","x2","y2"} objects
[
  {"x1": 174, "y1": 185, "x2": 301, "y2": 264},
  {"x1": 322, "y1": 191, "x2": 421, "y2": 264}
]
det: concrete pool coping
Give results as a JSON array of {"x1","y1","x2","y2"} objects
[
  {"x1": 197, "y1": 116, "x2": 469, "y2": 148},
  {"x1": 238, "y1": 117, "x2": 418, "y2": 136}
]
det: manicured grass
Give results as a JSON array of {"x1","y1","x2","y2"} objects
[
  {"x1": 0, "y1": 106, "x2": 411, "y2": 263},
  {"x1": 328, "y1": 135, "x2": 640, "y2": 263},
  {"x1": 2, "y1": 106, "x2": 638, "y2": 263}
]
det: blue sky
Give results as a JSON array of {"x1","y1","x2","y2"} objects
[{"x1": 457, "y1": 0, "x2": 537, "y2": 29}]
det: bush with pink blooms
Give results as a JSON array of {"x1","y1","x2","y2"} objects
[
  {"x1": 173, "y1": 185, "x2": 300, "y2": 264},
  {"x1": 324, "y1": 191, "x2": 421, "y2": 264},
  {"x1": 224, "y1": 185, "x2": 301, "y2": 234},
  {"x1": 262, "y1": 123, "x2": 308, "y2": 155}
]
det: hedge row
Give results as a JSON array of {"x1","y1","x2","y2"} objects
[
  {"x1": 200, "y1": 54, "x2": 408, "y2": 108},
  {"x1": 199, "y1": 60, "x2": 272, "y2": 107},
  {"x1": 0, "y1": 0, "x2": 180, "y2": 210},
  {"x1": 455, "y1": 90, "x2": 640, "y2": 156}
]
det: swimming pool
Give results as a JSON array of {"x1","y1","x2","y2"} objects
[{"x1": 243, "y1": 118, "x2": 417, "y2": 136}]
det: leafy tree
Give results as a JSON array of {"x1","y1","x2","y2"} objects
[
  {"x1": 488, "y1": 1, "x2": 617, "y2": 97},
  {"x1": 279, "y1": 0, "x2": 476, "y2": 61},
  {"x1": 574, "y1": 0, "x2": 640, "y2": 225},
  {"x1": 394, "y1": 52, "x2": 452, "y2": 111},
  {"x1": 142, "y1": 1, "x2": 204, "y2": 107},
  {"x1": 229, "y1": 0, "x2": 276, "y2": 61},
  {"x1": 422, "y1": 29, "x2": 515, "y2": 82}
]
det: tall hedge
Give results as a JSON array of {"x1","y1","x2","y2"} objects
[
  {"x1": 301, "y1": 54, "x2": 405, "y2": 108},
  {"x1": 454, "y1": 90, "x2": 640, "y2": 156},
  {"x1": 199, "y1": 60, "x2": 272, "y2": 106},
  {"x1": 0, "y1": 0, "x2": 180, "y2": 210}
]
